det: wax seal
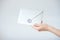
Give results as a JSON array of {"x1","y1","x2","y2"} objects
[{"x1": 27, "y1": 19, "x2": 32, "y2": 23}]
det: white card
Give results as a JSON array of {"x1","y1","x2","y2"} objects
[{"x1": 17, "y1": 8, "x2": 44, "y2": 25}]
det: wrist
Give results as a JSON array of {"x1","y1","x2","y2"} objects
[{"x1": 47, "y1": 26, "x2": 54, "y2": 32}]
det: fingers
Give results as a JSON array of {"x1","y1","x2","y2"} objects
[
  {"x1": 32, "y1": 23, "x2": 48, "y2": 31},
  {"x1": 33, "y1": 24, "x2": 39, "y2": 29},
  {"x1": 41, "y1": 20, "x2": 43, "y2": 24},
  {"x1": 32, "y1": 23, "x2": 41, "y2": 31},
  {"x1": 34, "y1": 23, "x2": 40, "y2": 27}
]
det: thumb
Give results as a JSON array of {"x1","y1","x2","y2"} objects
[{"x1": 41, "y1": 20, "x2": 43, "y2": 24}]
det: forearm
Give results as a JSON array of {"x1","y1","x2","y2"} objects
[{"x1": 48, "y1": 26, "x2": 60, "y2": 37}]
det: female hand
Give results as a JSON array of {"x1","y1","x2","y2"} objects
[{"x1": 33, "y1": 23, "x2": 49, "y2": 31}]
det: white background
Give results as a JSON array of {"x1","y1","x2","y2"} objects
[{"x1": 0, "y1": 0, "x2": 60, "y2": 40}]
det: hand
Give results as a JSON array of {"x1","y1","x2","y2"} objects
[
  {"x1": 33, "y1": 23, "x2": 49, "y2": 31},
  {"x1": 33, "y1": 23, "x2": 60, "y2": 37}
]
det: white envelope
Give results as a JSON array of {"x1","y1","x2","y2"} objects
[{"x1": 17, "y1": 8, "x2": 44, "y2": 25}]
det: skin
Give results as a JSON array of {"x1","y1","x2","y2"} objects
[{"x1": 33, "y1": 23, "x2": 60, "y2": 37}]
